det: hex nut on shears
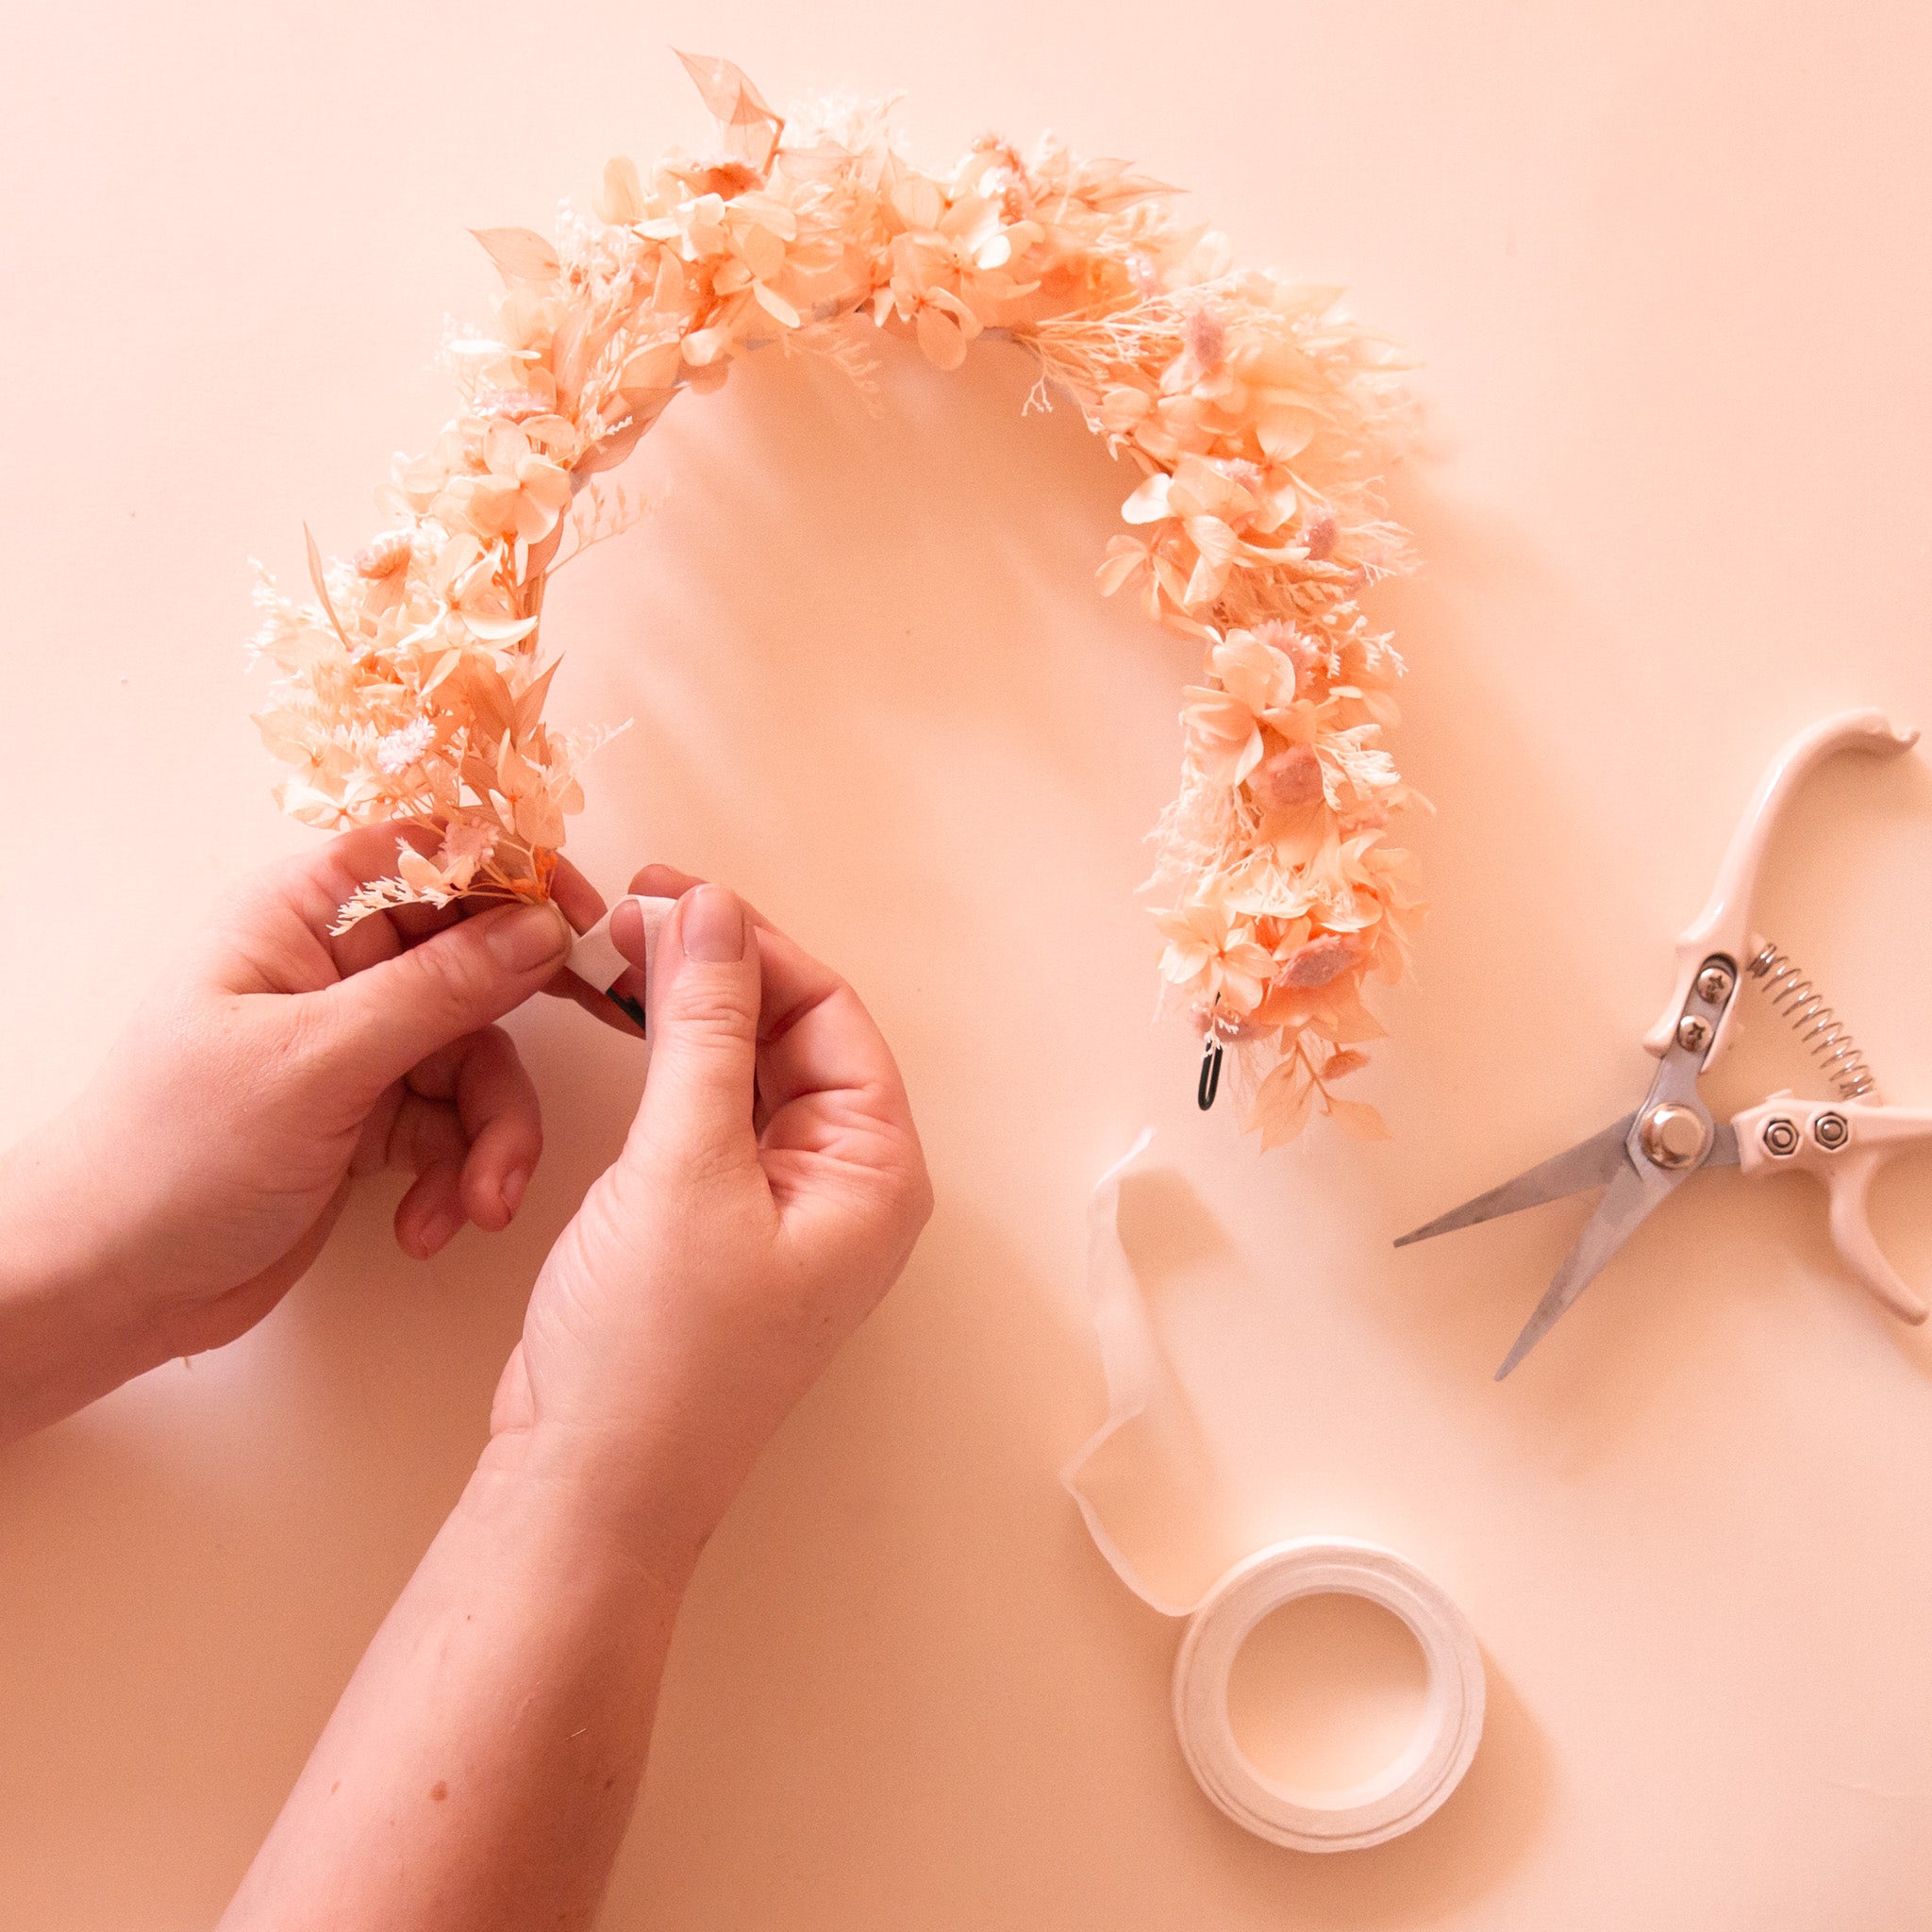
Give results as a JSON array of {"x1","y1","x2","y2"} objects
[
  {"x1": 1760, "y1": 1116, "x2": 1801, "y2": 1158},
  {"x1": 1812, "y1": 1111, "x2": 1851, "y2": 1151}
]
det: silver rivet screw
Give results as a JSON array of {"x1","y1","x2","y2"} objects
[
  {"x1": 1695, "y1": 962, "x2": 1735, "y2": 1004},
  {"x1": 1639, "y1": 1103, "x2": 1709, "y2": 1171},
  {"x1": 1813, "y1": 1111, "x2": 1851, "y2": 1151},
  {"x1": 1761, "y1": 1116, "x2": 1800, "y2": 1158},
  {"x1": 1676, "y1": 1013, "x2": 1714, "y2": 1055}
]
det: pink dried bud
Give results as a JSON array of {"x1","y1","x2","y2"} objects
[
  {"x1": 475, "y1": 389, "x2": 547, "y2": 423},
  {"x1": 1304, "y1": 513, "x2": 1337, "y2": 562},
  {"x1": 354, "y1": 530, "x2": 414, "y2": 578},
  {"x1": 1184, "y1": 306, "x2": 1226, "y2": 370},
  {"x1": 1128, "y1": 251, "x2": 1162, "y2": 297},
  {"x1": 1279, "y1": 934, "x2": 1360, "y2": 990},
  {"x1": 1249, "y1": 744, "x2": 1324, "y2": 812}
]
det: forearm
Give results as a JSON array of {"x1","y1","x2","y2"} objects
[
  {"x1": 219, "y1": 1430, "x2": 687, "y2": 1932},
  {"x1": 0, "y1": 1118, "x2": 163, "y2": 1443}
]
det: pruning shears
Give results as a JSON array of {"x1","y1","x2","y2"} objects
[{"x1": 1397, "y1": 710, "x2": 1930, "y2": 1379}]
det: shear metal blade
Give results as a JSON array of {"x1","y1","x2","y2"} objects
[
  {"x1": 1392, "y1": 1114, "x2": 1638, "y2": 1249},
  {"x1": 1494, "y1": 1158, "x2": 1681, "y2": 1380}
]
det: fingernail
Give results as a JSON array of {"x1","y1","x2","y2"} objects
[
  {"x1": 501, "y1": 1167, "x2": 530, "y2": 1220},
  {"x1": 682, "y1": 885, "x2": 745, "y2": 962},
  {"x1": 417, "y1": 1205, "x2": 462, "y2": 1255},
  {"x1": 485, "y1": 903, "x2": 570, "y2": 973}
]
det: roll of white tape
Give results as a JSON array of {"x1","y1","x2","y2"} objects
[
  {"x1": 1172, "y1": 1537, "x2": 1484, "y2": 1852},
  {"x1": 1064, "y1": 1134, "x2": 1485, "y2": 1852}
]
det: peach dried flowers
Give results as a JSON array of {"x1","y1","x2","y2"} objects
[{"x1": 250, "y1": 53, "x2": 1421, "y2": 1144}]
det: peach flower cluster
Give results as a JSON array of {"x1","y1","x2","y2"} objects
[{"x1": 251, "y1": 54, "x2": 1419, "y2": 1144}]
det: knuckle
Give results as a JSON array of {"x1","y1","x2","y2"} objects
[
  {"x1": 272, "y1": 991, "x2": 343, "y2": 1085},
  {"x1": 478, "y1": 1018, "x2": 517, "y2": 1053},
  {"x1": 630, "y1": 1113, "x2": 757, "y2": 1196},
  {"x1": 403, "y1": 935, "x2": 489, "y2": 1029},
  {"x1": 886, "y1": 1162, "x2": 937, "y2": 1250},
  {"x1": 874, "y1": 1125, "x2": 935, "y2": 1224},
  {"x1": 678, "y1": 1135, "x2": 763, "y2": 1195},
  {"x1": 660, "y1": 973, "x2": 758, "y2": 1044},
  {"x1": 834, "y1": 1139, "x2": 936, "y2": 1247},
  {"x1": 906, "y1": 1161, "x2": 937, "y2": 1229},
  {"x1": 463, "y1": 1021, "x2": 520, "y2": 1080}
]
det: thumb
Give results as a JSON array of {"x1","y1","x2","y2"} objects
[
  {"x1": 632, "y1": 884, "x2": 759, "y2": 1168},
  {"x1": 316, "y1": 900, "x2": 573, "y2": 1092}
]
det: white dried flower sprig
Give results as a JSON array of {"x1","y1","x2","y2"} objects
[{"x1": 251, "y1": 51, "x2": 1421, "y2": 1146}]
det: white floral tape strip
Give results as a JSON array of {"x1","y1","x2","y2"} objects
[
  {"x1": 566, "y1": 894, "x2": 675, "y2": 1017},
  {"x1": 1062, "y1": 1133, "x2": 1485, "y2": 1852}
]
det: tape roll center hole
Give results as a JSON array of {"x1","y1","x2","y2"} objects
[{"x1": 1224, "y1": 1591, "x2": 1429, "y2": 1793}]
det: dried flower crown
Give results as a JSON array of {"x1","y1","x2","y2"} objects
[{"x1": 251, "y1": 53, "x2": 1422, "y2": 1145}]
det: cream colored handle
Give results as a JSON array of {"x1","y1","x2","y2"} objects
[
  {"x1": 1734, "y1": 1097, "x2": 1932, "y2": 1324},
  {"x1": 1642, "y1": 710, "x2": 1919, "y2": 1065}
]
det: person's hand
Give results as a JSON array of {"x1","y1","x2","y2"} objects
[
  {"x1": 2, "y1": 825, "x2": 608, "y2": 1386},
  {"x1": 487, "y1": 866, "x2": 933, "y2": 1581}
]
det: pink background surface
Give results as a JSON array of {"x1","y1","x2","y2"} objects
[{"x1": 4, "y1": 3, "x2": 1931, "y2": 1924}]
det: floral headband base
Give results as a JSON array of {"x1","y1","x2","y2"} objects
[{"x1": 250, "y1": 53, "x2": 1423, "y2": 1145}]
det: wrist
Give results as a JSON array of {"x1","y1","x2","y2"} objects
[
  {"x1": 474, "y1": 1418, "x2": 719, "y2": 1607},
  {"x1": 0, "y1": 1116, "x2": 174, "y2": 1440}
]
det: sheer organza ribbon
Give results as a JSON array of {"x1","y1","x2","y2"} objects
[{"x1": 1061, "y1": 1133, "x2": 1486, "y2": 1852}]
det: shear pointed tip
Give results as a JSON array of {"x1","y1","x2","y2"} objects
[
  {"x1": 1394, "y1": 1212, "x2": 1462, "y2": 1248},
  {"x1": 1494, "y1": 1326, "x2": 1541, "y2": 1380}
]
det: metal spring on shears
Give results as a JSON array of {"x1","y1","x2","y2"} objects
[{"x1": 1746, "y1": 941, "x2": 1879, "y2": 1100}]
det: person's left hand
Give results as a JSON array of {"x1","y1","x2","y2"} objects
[{"x1": 6, "y1": 825, "x2": 614, "y2": 1374}]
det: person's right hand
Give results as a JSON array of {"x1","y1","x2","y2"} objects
[{"x1": 486, "y1": 867, "x2": 933, "y2": 1581}]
